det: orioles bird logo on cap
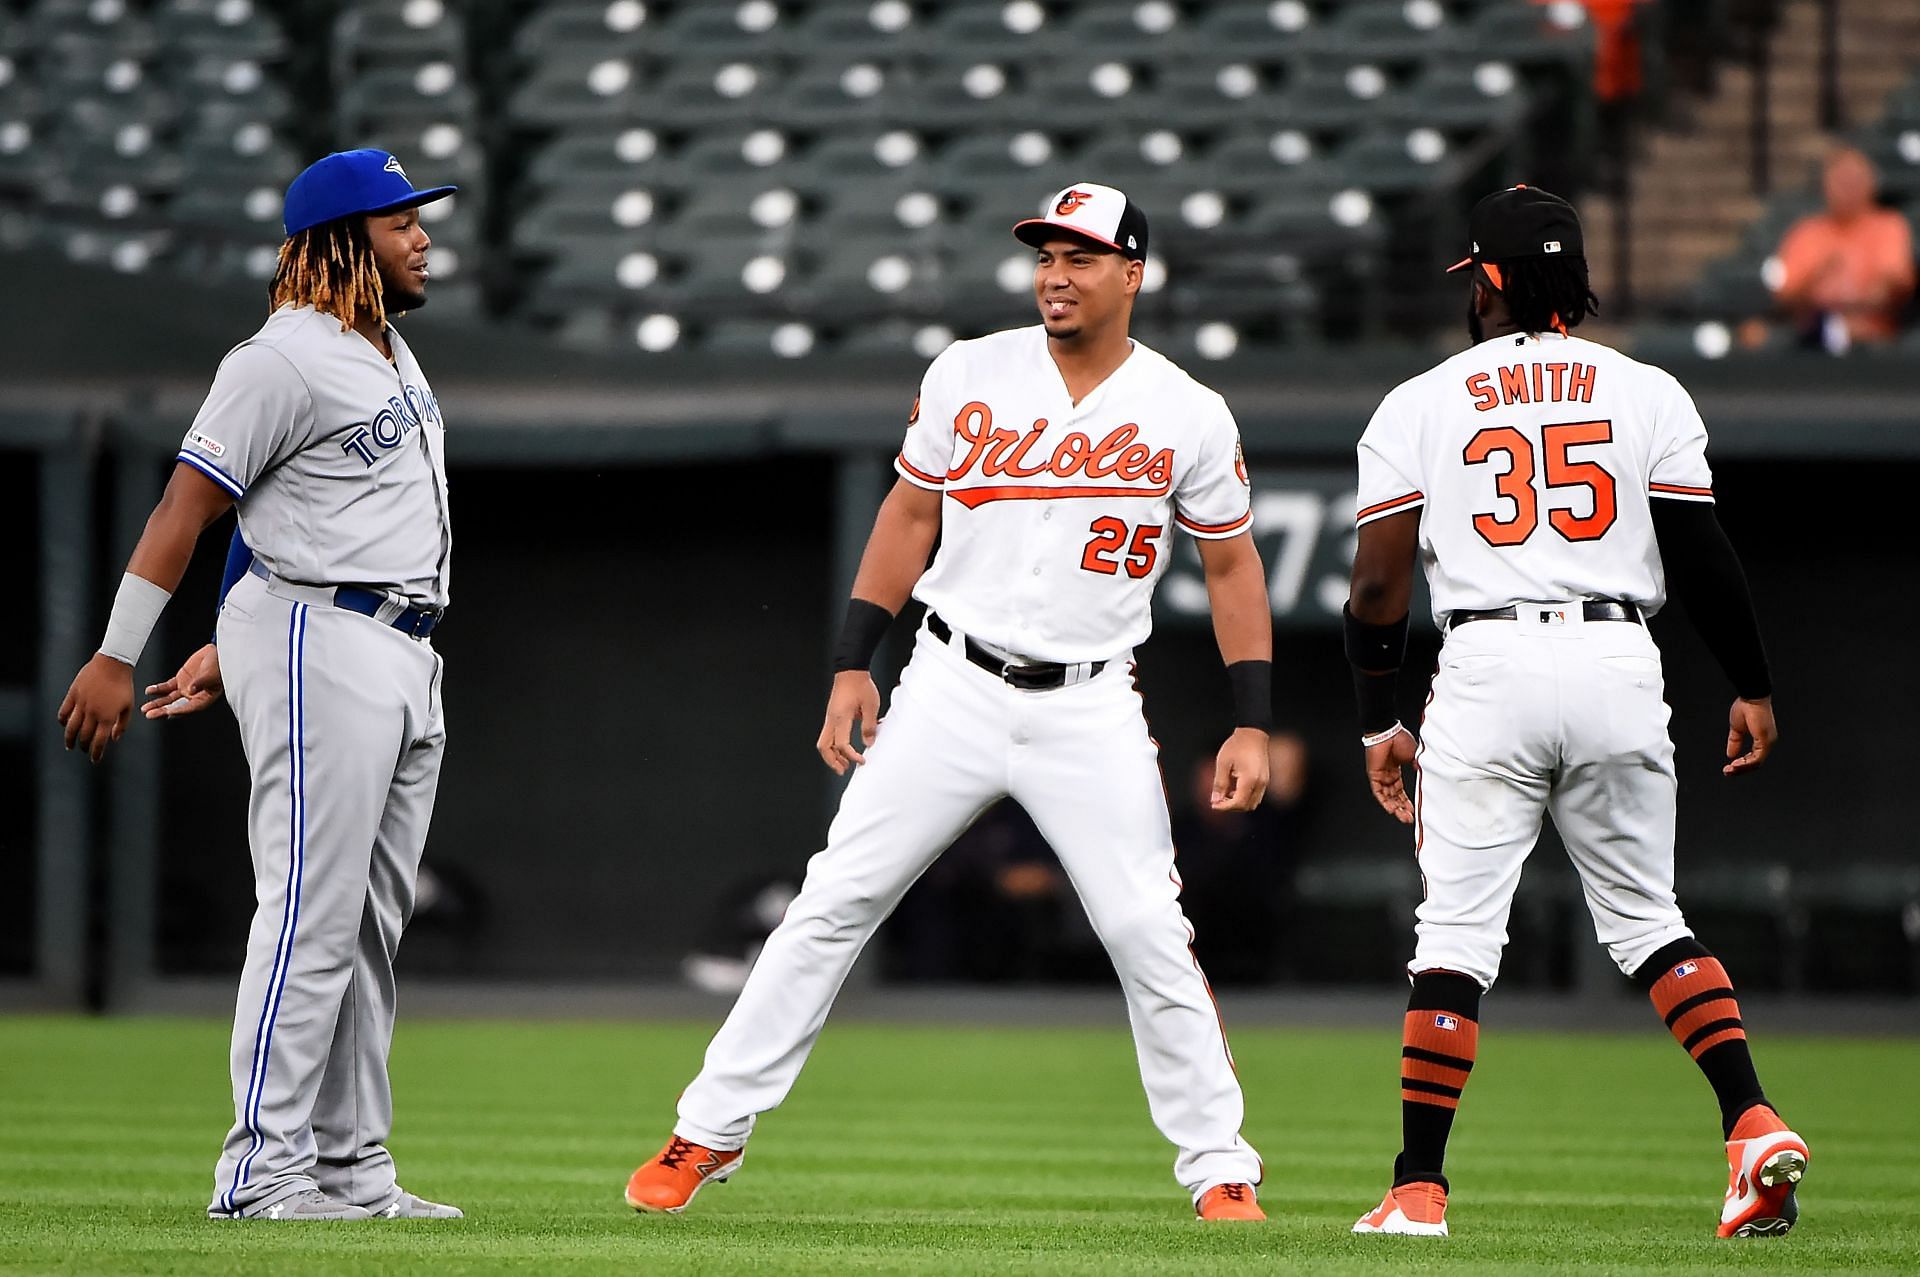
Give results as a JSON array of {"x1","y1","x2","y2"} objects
[{"x1": 1055, "y1": 189, "x2": 1093, "y2": 215}]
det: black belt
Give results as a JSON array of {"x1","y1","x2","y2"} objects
[
  {"x1": 926, "y1": 612, "x2": 1104, "y2": 691},
  {"x1": 249, "y1": 558, "x2": 444, "y2": 638},
  {"x1": 1448, "y1": 600, "x2": 1642, "y2": 630}
]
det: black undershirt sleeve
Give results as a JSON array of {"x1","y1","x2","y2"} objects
[{"x1": 1650, "y1": 499, "x2": 1772, "y2": 700}]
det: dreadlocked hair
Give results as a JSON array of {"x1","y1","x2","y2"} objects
[
  {"x1": 1496, "y1": 254, "x2": 1599, "y2": 335},
  {"x1": 269, "y1": 216, "x2": 385, "y2": 333}
]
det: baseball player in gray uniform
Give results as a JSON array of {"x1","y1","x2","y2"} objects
[{"x1": 59, "y1": 149, "x2": 464, "y2": 1222}]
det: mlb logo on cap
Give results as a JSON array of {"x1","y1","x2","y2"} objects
[
  {"x1": 1673, "y1": 961, "x2": 1699, "y2": 978},
  {"x1": 1012, "y1": 182, "x2": 1150, "y2": 262},
  {"x1": 1433, "y1": 1014, "x2": 1459, "y2": 1031}
]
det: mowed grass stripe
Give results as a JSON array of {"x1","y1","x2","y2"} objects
[{"x1": 0, "y1": 1016, "x2": 1912, "y2": 1275}]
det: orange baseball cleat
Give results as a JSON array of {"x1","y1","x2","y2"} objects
[
  {"x1": 1718, "y1": 1106, "x2": 1808, "y2": 1238},
  {"x1": 624, "y1": 1136, "x2": 744, "y2": 1214},
  {"x1": 1195, "y1": 1182, "x2": 1265, "y2": 1221},
  {"x1": 1352, "y1": 1180, "x2": 1449, "y2": 1236}
]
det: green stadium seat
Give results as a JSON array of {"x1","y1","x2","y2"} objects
[
  {"x1": 651, "y1": 1, "x2": 787, "y2": 55},
  {"x1": 1464, "y1": 0, "x2": 1596, "y2": 74},
  {"x1": 1205, "y1": 127, "x2": 1350, "y2": 198},
  {"x1": 333, "y1": 2, "x2": 466, "y2": 65},
  {"x1": 512, "y1": 1, "x2": 656, "y2": 64},
  {"x1": 791, "y1": 3, "x2": 924, "y2": 59},
  {"x1": 1150, "y1": 59, "x2": 1292, "y2": 131},
  {"x1": 152, "y1": 0, "x2": 289, "y2": 61},
  {"x1": 524, "y1": 125, "x2": 671, "y2": 187},
  {"x1": 1271, "y1": 61, "x2": 1407, "y2": 133},
  {"x1": 622, "y1": 58, "x2": 785, "y2": 129},
  {"x1": 767, "y1": 58, "x2": 905, "y2": 132},
  {"x1": 1190, "y1": 1, "x2": 1315, "y2": 59},
  {"x1": 334, "y1": 62, "x2": 478, "y2": 132},
  {"x1": 882, "y1": 58, "x2": 1039, "y2": 132},
  {"x1": 28, "y1": 0, "x2": 160, "y2": 58},
  {"x1": 1387, "y1": 61, "x2": 1530, "y2": 134},
  {"x1": 1307, "y1": 0, "x2": 1469, "y2": 61},
  {"x1": 921, "y1": 2, "x2": 1057, "y2": 61},
  {"x1": 1335, "y1": 126, "x2": 1468, "y2": 196},
  {"x1": 1055, "y1": 2, "x2": 1193, "y2": 58},
  {"x1": 507, "y1": 55, "x2": 654, "y2": 127}
]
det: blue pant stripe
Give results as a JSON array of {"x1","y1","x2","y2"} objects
[{"x1": 223, "y1": 603, "x2": 308, "y2": 1213}]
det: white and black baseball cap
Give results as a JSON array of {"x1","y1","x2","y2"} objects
[{"x1": 1012, "y1": 183, "x2": 1149, "y2": 261}]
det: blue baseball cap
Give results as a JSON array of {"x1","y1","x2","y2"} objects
[{"x1": 282, "y1": 148, "x2": 458, "y2": 238}]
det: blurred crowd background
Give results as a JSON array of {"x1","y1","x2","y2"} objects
[{"x1": 2, "y1": 0, "x2": 1915, "y2": 1010}]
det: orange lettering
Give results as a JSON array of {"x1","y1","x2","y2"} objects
[
  {"x1": 1530, "y1": 362, "x2": 1544, "y2": 404},
  {"x1": 1083, "y1": 423, "x2": 1139, "y2": 479},
  {"x1": 1050, "y1": 433, "x2": 1092, "y2": 476},
  {"x1": 1569, "y1": 362, "x2": 1595, "y2": 402},
  {"x1": 1545, "y1": 362, "x2": 1568, "y2": 400},
  {"x1": 1001, "y1": 420, "x2": 1051, "y2": 478},
  {"x1": 949, "y1": 401, "x2": 994, "y2": 478},
  {"x1": 1466, "y1": 372, "x2": 1497, "y2": 412},
  {"x1": 1498, "y1": 365, "x2": 1529, "y2": 404}
]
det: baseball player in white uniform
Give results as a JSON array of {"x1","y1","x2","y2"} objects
[
  {"x1": 626, "y1": 184, "x2": 1276, "y2": 1222},
  {"x1": 59, "y1": 149, "x2": 465, "y2": 1222},
  {"x1": 1341, "y1": 186, "x2": 1807, "y2": 1240}
]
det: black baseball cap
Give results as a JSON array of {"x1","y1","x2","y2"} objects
[
  {"x1": 1445, "y1": 184, "x2": 1582, "y2": 274},
  {"x1": 1013, "y1": 183, "x2": 1149, "y2": 261}
]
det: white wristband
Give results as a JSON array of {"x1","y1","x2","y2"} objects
[
  {"x1": 98, "y1": 572, "x2": 171, "y2": 667},
  {"x1": 1360, "y1": 722, "x2": 1406, "y2": 749}
]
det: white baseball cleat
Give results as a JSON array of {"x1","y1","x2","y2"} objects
[
  {"x1": 372, "y1": 1189, "x2": 465, "y2": 1219},
  {"x1": 1719, "y1": 1119, "x2": 1808, "y2": 1238},
  {"x1": 212, "y1": 1187, "x2": 373, "y2": 1221},
  {"x1": 1353, "y1": 1181, "x2": 1449, "y2": 1236}
]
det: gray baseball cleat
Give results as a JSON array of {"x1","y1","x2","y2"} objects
[
  {"x1": 213, "y1": 1188, "x2": 374, "y2": 1221},
  {"x1": 370, "y1": 1190, "x2": 465, "y2": 1219}
]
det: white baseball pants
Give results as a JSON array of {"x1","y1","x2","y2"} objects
[
  {"x1": 675, "y1": 622, "x2": 1261, "y2": 1200},
  {"x1": 1410, "y1": 605, "x2": 1695, "y2": 989}
]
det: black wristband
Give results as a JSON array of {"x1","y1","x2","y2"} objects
[
  {"x1": 1226, "y1": 660, "x2": 1274, "y2": 733},
  {"x1": 1350, "y1": 668, "x2": 1400, "y2": 737},
  {"x1": 830, "y1": 598, "x2": 895, "y2": 674},
  {"x1": 1342, "y1": 601, "x2": 1409, "y2": 671},
  {"x1": 1344, "y1": 603, "x2": 1409, "y2": 736}
]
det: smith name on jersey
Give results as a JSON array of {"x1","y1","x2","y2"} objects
[{"x1": 1355, "y1": 330, "x2": 1715, "y2": 625}]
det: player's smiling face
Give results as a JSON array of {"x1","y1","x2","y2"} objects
[
  {"x1": 366, "y1": 208, "x2": 433, "y2": 312},
  {"x1": 1032, "y1": 237, "x2": 1139, "y2": 342}
]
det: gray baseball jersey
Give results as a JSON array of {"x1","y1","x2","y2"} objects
[
  {"x1": 177, "y1": 303, "x2": 452, "y2": 608},
  {"x1": 190, "y1": 303, "x2": 452, "y2": 1218}
]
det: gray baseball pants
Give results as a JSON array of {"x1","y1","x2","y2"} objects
[{"x1": 208, "y1": 569, "x2": 445, "y2": 1217}]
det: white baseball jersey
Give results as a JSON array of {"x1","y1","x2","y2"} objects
[
  {"x1": 896, "y1": 326, "x2": 1252, "y2": 663},
  {"x1": 1355, "y1": 331, "x2": 1712, "y2": 624},
  {"x1": 177, "y1": 304, "x2": 452, "y2": 608}
]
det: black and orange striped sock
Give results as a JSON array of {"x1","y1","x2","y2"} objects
[
  {"x1": 1636, "y1": 938, "x2": 1770, "y2": 1138},
  {"x1": 1396, "y1": 971, "x2": 1483, "y2": 1188}
]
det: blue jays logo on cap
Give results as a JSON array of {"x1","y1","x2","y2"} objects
[{"x1": 282, "y1": 148, "x2": 457, "y2": 238}]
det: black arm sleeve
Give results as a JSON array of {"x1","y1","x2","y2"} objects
[{"x1": 1650, "y1": 499, "x2": 1772, "y2": 699}]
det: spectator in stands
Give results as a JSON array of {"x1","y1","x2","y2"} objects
[
  {"x1": 1769, "y1": 147, "x2": 1915, "y2": 350},
  {"x1": 1171, "y1": 732, "x2": 1311, "y2": 985}
]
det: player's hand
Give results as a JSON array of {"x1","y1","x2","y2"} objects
[
  {"x1": 57, "y1": 652, "x2": 136, "y2": 763},
  {"x1": 1365, "y1": 726, "x2": 1419, "y2": 824},
  {"x1": 1723, "y1": 696, "x2": 1777, "y2": 776},
  {"x1": 142, "y1": 643, "x2": 223, "y2": 720},
  {"x1": 817, "y1": 670, "x2": 881, "y2": 775},
  {"x1": 1210, "y1": 727, "x2": 1270, "y2": 812}
]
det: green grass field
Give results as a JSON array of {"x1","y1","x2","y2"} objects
[{"x1": 0, "y1": 1014, "x2": 1911, "y2": 1275}]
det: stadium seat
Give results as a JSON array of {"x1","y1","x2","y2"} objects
[
  {"x1": 512, "y1": 1, "x2": 656, "y2": 64},
  {"x1": 334, "y1": 63, "x2": 478, "y2": 137},
  {"x1": 650, "y1": 1, "x2": 787, "y2": 55},
  {"x1": 524, "y1": 125, "x2": 672, "y2": 188},
  {"x1": 1334, "y1": 126, "x2": 1467, "y2": 196},
  {"x1": 1306, "y1": 0, "x2": 1469, "y2": 62},
  {"x1": 921, "y1": 1, "x2": 1058, "y2": 61},
  {"x1": 791, "y1": 2, "x2": 923, "y2": 59},
  {"x1": 152, "y1": 0, "x2": 289, "y2": 61},
  {"x1": 1189, "y1": 1, "x2": 1315, "y2": 59},
  {"x1": 622, "y1": 57, "x2": 785, "y2": 130}
]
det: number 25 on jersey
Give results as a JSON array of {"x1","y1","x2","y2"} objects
[{"x1": 1464, "y1": 419, "x2": 1618, "y2": 547}]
